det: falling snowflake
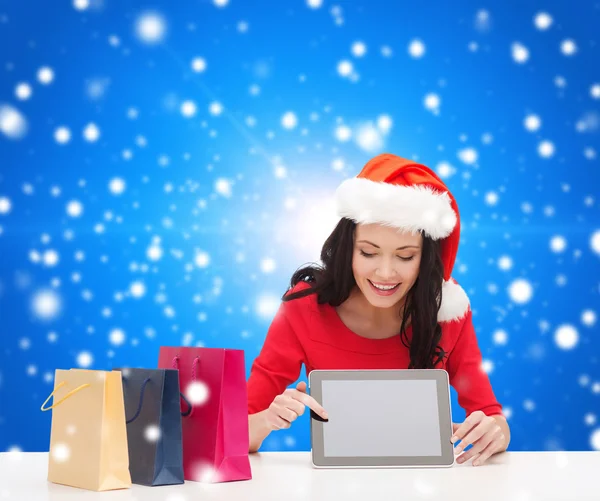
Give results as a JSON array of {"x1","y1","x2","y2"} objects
[
  {"x1": 32, "y1": 289, "x2": 62, "y2": 320},
  {"x1": 511, "y1": 42, "x2": 530, "y2": 64},
  {"x1": 191, "y1": 57, "x2": 207, "y2": 73},
  {"x1": 351, "y1": 41, "x2": 367, "y2": 58},
  {"x1": 135, "y1": 11, "x2": 167, "y2": 44},
  {"x1": 335, "y1": 125, "x2": 352, "y2": 142},
  {"x1": 337, "y1": 60, "x2": 353, "y2": 77},
  {"x1": 77, "y1": 351, "x2": 93, "y2": 368},
  {"x1": 281, "y1": 112, "x2": 298, "y2": 130},
  {"x1": 408, "y1": 39, "x2": 426, "y2": 58},
  {"x1": 524, "y1": 114, "x2": 541, "y2": 132},
  {"x1": 51, "y1": 443, "x2": 70, "y2": 462},
  {"x1": 144, "y1": 425, "x2": 161, "y2": 442},
  {"x1": 54, "y1": 126, "x2": 71, "y2": 144},
  {"x1": 37, "y1": 66, "x2": 55, "y2": 85},
  {"x1": 195, "y1": 251, "x2": 211, "y2": 268},
  {"x1": 554, "y1": 325, "x2": 579, "y2": 350},
  {"x1": 186, "y1": 381, "x2": 210, "y2": 405},
  {"x1": 538, "y1": 140, "x2": 555, "y2": 158},
  {"x1": 534, "y1": 12, "x2": 553, "y2": 30},
  {"x1": 73, "y1": 0, "x2": 89, "y2": 11},
  {"x1": 508, "y1": 279, "x2": 533, "y2": 304},
  {"x1": 0, "y1": 197, "x2": 12, "y2": 214},
  {"x1": 0, "y1": 105, "x2": 28, "y2": 139},
  {"x1": 83, "y1": 122, "x2": 100, "y2": 142},
  {"x1": 15, "y1": 83, "x2": 32, "y2": 100}
]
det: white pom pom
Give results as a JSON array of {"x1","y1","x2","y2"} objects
[{"x1": 441, "y1": 212, "x2": 457, "y2": 231}]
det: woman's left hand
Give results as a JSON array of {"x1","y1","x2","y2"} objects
[{"x1": 451, "y1": 411, "x2": 506, "y2": 466}]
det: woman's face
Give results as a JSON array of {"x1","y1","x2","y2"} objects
[{"x1": 352, "y1": 223, "x2": 423, "y2": 309}]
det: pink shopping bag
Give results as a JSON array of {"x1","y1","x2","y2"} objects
[{"x1": 158, "y1": 347, "x2": 252, "y2": 483}]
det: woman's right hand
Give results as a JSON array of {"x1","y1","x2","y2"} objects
[{"x1": 263, "y1": 381, "x2": 328, "y2": 430}]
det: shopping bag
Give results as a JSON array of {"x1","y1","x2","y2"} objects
[
  {"x1": 41, "y1": 369, "x2": 131, "y2": 491},
  {"x1": 158, "y1": 346, "x2": 252, "y2": 483},
  {"x1": 117, "y1": 368, "x2": 187, "y2": 486}
]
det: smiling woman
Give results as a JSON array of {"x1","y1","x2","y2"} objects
[
  {"x1": 246, "y1": 153, "x2": 509, "y2": 465},
  {"x1": 285, "y1": 219, "x2": 446, "y2": 369}
]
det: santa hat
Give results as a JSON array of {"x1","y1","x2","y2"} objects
[{"x1": 335, "y1": 153, "x2": 469, "y2": 323}]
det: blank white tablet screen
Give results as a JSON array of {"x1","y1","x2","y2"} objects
[{"x1": 321, "y1": 379, "x2": 442, "y2": 457}]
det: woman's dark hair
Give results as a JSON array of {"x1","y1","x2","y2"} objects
[{"x1": 283, "y1": 218, "x2": 447, "y2": 369}]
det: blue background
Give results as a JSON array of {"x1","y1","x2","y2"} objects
[{"x1": 0, "y1": 0, "x2": 599, "y2": 454}]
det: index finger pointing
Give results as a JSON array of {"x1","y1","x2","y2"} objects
[
  {"x1": 451, "y1": 416, "x2": 477, "y2": 443},
  {"x1": 292, "y1": 391, "x2": 328, "y2": 419}
]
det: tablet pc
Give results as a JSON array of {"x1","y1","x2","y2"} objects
[{"x1": 309, "y1": 369, "x2": 455, "y2": 468}]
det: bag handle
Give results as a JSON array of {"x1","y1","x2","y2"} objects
[
  {"x1": 171, "y1": 355, "x2": 201, "y2": 380},
  {"x1": 123, "y1": 374, "x2": 192, "y2": 421},
  {"x1": 180, "y1": 391, "x2": 192, "y2": 417},
  {"x1": 172, "y1": 355, "x2": 200, "y2": 417},
  {"x1": 123, "y1": 377, "x2": 151, "y2": 424},
  {"x1": 192, "y1": 356, "x2": 200, "y2": 381},
  {"x1": 40, "y1": 381, "x2": 91, "y2": 411}
]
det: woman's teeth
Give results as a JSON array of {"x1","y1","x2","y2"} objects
[
  {"x1": 373, "y1": 284, "x2": 396, "y2": 290},
  {"x1": 369, "y1": 281, "x2": 400, "y2": 291}
]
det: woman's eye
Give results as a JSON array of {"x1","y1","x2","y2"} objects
[{"x1": 360, "y1": 251, "x2": 414, "y2": 261}]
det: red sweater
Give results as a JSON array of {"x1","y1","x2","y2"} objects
[{"x1": 247, "y1": 282, "x2": 503, "y2": 417}]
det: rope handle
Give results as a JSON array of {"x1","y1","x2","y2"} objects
[
  {"x1": 172, "y1": 355, "x2": 200, "y2": 416},
  {"x1": 192, "y1": 356, "x2": 200, "y2": 381},
  {"x1": 124, "y1": 375, "x2": 193, "y2": 421},
  {"x1": 41, "y1": 381, "x2": 91, "y2": 411},
  {"x1": 180, "y1": 391, "x2": 192, "y2": 417},
  {"x1": 171, "y1": 355, "x2": 201, "y2": 380},
  {"x1": 124, "y1": 377, "x2": 151, "y2": 424}
]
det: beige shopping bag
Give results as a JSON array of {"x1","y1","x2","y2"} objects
[{"x1": 41, "y1": 369, "x2": 132, "y2": 491}]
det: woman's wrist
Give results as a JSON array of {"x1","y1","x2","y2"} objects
[{"x1": 249, "y1": 410, "x2": 271, "y2": 453}]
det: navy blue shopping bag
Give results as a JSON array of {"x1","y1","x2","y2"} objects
[{"x1": 116, "y1": 368, "x2": 190, "y2": 486}]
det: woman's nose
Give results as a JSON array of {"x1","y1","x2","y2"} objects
[{"x1": 376, "y1": 260, "x2": 397, "y2": 279}]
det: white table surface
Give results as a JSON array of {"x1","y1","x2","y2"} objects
[{"x1": 1, "y1": 451, "x2": 599, "y2": 500}]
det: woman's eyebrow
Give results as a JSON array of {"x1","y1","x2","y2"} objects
[{"x1": 357, "y1": 240, "x2": 420, "y2": 250}]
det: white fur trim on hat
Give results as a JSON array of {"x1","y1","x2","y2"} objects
[
  {"x1": 437, "y1": 279, "x2": 470, "y2": 323},
  {"x1": 336, "y1": 177, "x2": 457, "y2": 240}
]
